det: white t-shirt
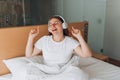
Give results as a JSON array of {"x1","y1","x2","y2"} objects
[{"x1": 35, "y1": 35, "x2": 79, "y2": 66}]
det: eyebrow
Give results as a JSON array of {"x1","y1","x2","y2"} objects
[{"x1": 49, "y1": 21, "x2": 61, "y2": 24}]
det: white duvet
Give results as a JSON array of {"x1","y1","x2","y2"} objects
[
  {"x1": 11, "y1": 55, "x2": 89, "y2": 80},
  {"x1": 11, "y1": 55, "x2": 104, "y2": 80}
]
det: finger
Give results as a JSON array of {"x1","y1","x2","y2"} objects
[
  {"x1": 71, "y1": 26, "x2": 75, "y2": 31},
  {"x1": 32, "y1": 28, "x2": 38, "y2": 33},
  {"x1": 72, "y1": 26, "x2": 79, "y2": 33},
  {"x1": 35, "y1": 26, "x2": 39, "y2": 32},
  {"x1": 71, "y1": 30, "x2": 75, "y2": 35},
  {"x1": 71, "y1": 29, "x2": 77, "y2": 35},
  {"x1": 31, "y1": 29, "x2": 35, "y2": 34},
  {"x1": 72, "y1": 26, "x2": 78, "y2": 31},
  {"x1": 71, "y1": 26, "x2": 75, "y2": 32}
]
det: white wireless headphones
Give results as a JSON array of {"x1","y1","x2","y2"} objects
[{"x1": 48, "y1": 15, "x2": 68, "y2": 32}]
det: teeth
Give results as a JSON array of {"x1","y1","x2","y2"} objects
[{"x1": 52, "y1": 29, "x2": 57, "y2": 31}]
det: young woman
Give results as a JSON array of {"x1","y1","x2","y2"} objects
[{"x1": 25, "y1": 15, "x2": 92, "y2": 80}]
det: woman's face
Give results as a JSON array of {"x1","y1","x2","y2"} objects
[{"x1": 49, "y1": 18, "x2": 63, "y2": 35}]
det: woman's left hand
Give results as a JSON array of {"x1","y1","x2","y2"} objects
[{"x1": 71, "y1": 27, "x2": 83, "y2": 39}]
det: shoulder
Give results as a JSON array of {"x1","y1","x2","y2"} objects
[
  {"x1": 65, "y1": 36, "x2": 79, "y2": 44},
  {"x1": 65, "y1": 36, "x2": 77, "y2": 41},
  {"x1": 41, "y1": 35, "x2": 51, "y2": 38},
  {"x1": 39, "y1": 35, "x2": 51, "y2": 40},
  {"x1": 37, "y1": 35, "x2": 51, "y2": 42}
]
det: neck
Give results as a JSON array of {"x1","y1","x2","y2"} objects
[{"x1": 52, "y1": 34, "x2": 65, "y2": 42}]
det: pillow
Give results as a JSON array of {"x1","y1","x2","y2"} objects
[{"x1": 3, "y1": 56, "x2": 43, "y2": 75}]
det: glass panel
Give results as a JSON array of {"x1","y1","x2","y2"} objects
[{"x1": 0, "y1": 0, "x2": 56, "y2": 28}]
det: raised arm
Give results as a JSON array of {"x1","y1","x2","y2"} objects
[
  {"x1": 25, "y1": 27, "x2": 42, "y2": 57},
  {"x1": 71, "y1": 27, "x2": 92, "y2": 58}
]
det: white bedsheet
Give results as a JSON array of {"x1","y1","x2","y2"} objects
[
  {"x1": 0, "y1": 57, "x2": 120, "y2": 80},
  {"x1": 81, "y1": 60, "x2": 120, "y2": 80},
  {"x1": 0, "y1": 74, "x2": 12, "y2": 80}
]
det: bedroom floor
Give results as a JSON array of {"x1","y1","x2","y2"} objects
[{"x1": 108, "y1": 58, "x2": 120, "y2": 67}]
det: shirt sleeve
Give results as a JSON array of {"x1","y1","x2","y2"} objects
[
  {"x1": 34, "y1": 36, "x2": 46, "y2": 49},
  {"x1": 70, "y1": 37, "x2": 80, "y2": 49}
]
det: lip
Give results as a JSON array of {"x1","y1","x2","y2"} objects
[{"x1": 52, "y1": 29, "x2": 57, "y2": 32}]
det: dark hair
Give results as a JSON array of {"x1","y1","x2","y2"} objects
[{"x1": 48, "y1": 15, "x2": 64, "y2": 23}]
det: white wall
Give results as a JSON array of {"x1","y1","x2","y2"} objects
[
  {"x1": 56, "y1": 0, "x2": 120, "y2": 60},
  {"x1": 84, "y1": 0, "x2": 106, "y2": 53},
  {"x1": 104, "y1": 0, "x2": 120, "y2": 60},
  {"x1": 59, "y1": 0, "x2": 106, "y2": 53},
  {"x1": 63, "y1": 0, "x2": 84, "y2": 22},
  {"x1": 54, "y1": 0, "x2": 63, "y2": 16}
]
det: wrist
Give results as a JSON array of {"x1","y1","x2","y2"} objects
[
  {"x1": 76, "y1": 35, "x2": 83, "y2": 40},
  {"x1": 28, "y1": 36, "x2": 35, "y2": 41},
  {"x1": 77, "y1": 36, "x2": 84, "y2": 42}
]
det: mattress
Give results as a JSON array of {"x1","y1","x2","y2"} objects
[{"x1": 0, "y1": 57, "x2": 120, "y2": 80}]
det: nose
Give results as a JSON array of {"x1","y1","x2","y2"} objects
[{"x1": 50, "y1": 23, "x2": 56, "y2": 28}]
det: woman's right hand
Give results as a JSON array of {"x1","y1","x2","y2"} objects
[{"x1": 29, "y1": 26, "x2": 39, "y2": 39}]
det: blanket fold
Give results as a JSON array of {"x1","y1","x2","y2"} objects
[
  {"x1": 12, "y1": 55, "x2": 89, "y2": 80},
  {"x1": 28, "y1": 55, "x2": 80, "y2": 74}
]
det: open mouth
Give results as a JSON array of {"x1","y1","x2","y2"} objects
[{"x1": 52, "y1": 29, "x2": 57, "y2": 32}]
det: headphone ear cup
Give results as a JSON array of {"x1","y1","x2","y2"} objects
[
  {"x1": 48, "y1": 28, "x2": 51, "y2": 32},
  {"x1": 62, "y1": 22, "x2": 68, "y2": 29},
  {"x1": 48, "y1": 23, "x2": 52, "y2": 32},
  {"x1": 62, "y1": 23, "x2": 66, "y2": 29}
]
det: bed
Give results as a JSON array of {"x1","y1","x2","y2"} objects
[{"x1": 0, "y1": 21, "x2": 120, "y2": 80}]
